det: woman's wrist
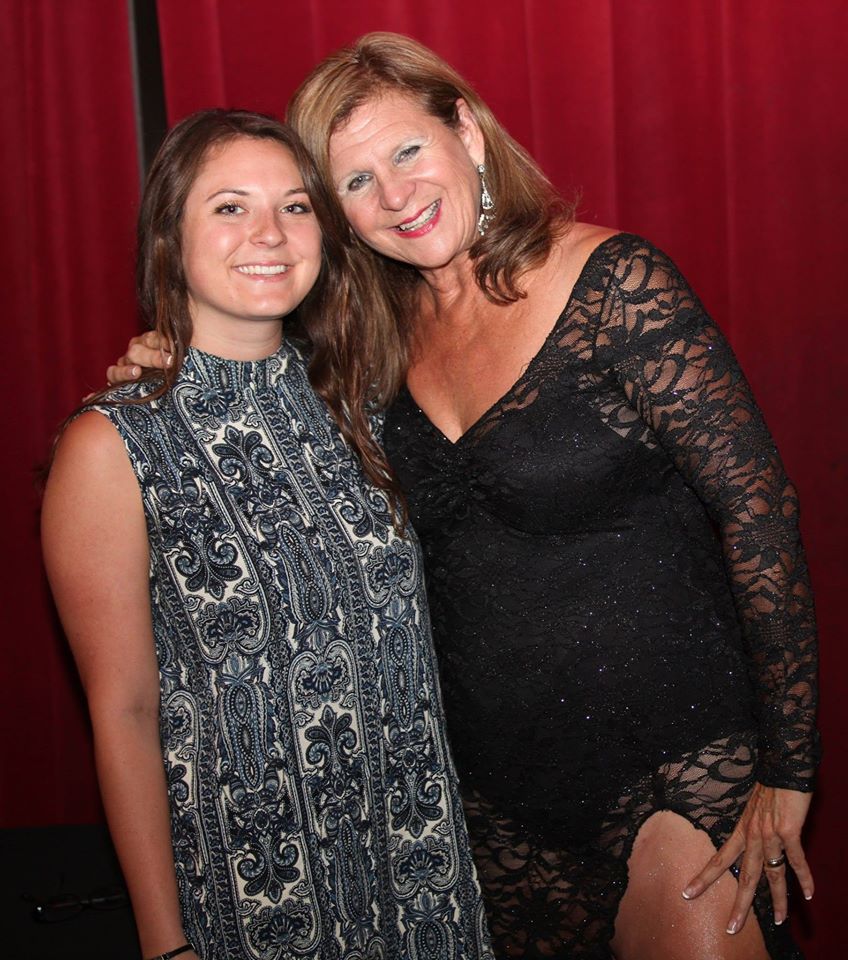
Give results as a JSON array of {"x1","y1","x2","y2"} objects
[{"x1": 146, "y1": 945, "x2": 192, "y2": 960}]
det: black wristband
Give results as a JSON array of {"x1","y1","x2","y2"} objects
[{"x1": 147, "y1": 946, "x2": 192, "y2": 960}]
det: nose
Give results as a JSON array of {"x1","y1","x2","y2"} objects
[
  {"x1": 251, "y1": 209, "x2": 286, "y2": 245},
  {"x1": 376, "y1": 170, "x2": 414, "y2": 211}
]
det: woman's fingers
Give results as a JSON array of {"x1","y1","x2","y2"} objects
[
  {"x1": 104, "y1": 333, "x2": 173, "y2": 386},
  {"x1": 681, "y1": 783, "x2": 764, "y2": 933},
  {"x1": 683, "y1": 785, "x2": 815, "y2": 938},
  {"x1": 134, "y1": 330, "x2": 173, "y2": 365},
  {"x1": 723, "y1": 831, "x2": 764, "y2": 934},
  {"x1": 126, "y1": 343, "x2": 172, "y2": 369},
  {"x1": 753, "y1": 828, "x2": 814, "y2": 928},
  {"x1": 762, "y1": 847, "x2": 789, "y2": 925},
  {"x1": 682, "y1": 828, "x2": 744, "y2": 901},
  {"x1": 106, "y1": 362, "x2": 141, "y2": 385},
  {"x1": 784, "y1": 833, "x2": 814, "y2": 901},
  {"x1": 776, "y1": 790, "x2": 815, "y2": 901}
]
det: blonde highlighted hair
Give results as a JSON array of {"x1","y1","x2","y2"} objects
[{"x1": 288, "y1": 31, "x2": 573, "y2": 404}]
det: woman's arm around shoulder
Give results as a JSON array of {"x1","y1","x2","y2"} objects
[
  {"x1": 42, "y1": 412, "x2": 192, "y2": 957},
  {"x1": 106, "y1": 330, "x2": 173, "y2": 385}
]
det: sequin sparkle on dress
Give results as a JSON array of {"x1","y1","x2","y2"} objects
[{"x1": 385, "y1": 235, "x2": 818, "y2": 959}]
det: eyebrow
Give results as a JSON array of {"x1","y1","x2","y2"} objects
[{"x1": 204, "y1": 186, "x2": 308, "y2": 201}]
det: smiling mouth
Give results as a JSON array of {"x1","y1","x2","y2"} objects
[
  {"x1": 395, "y1": 200, "x2": 440, "y2": 233},
  {"x1": 235, "y1": 264, "x2": 289, "y2": 276}
]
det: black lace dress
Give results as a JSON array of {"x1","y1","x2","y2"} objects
[{"x1": 383, "y1": 235, "x2": 818, "y2": 959}]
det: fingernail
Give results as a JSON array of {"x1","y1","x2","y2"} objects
[
  {"x1": 165, "y1": 354, "x2": 174, "y2": 366},
  {"x1": 132, "y1": 366, "x2": 140, "y2": 377},
  {"x1": 804, "y1": 892, "x2": 813, "y2": 901},
  {"x1": 682, "y1": 886, "x2": 695, "y2": 900},
  {"x1": 726, "y1": 920, "x2": 738, "y2": 935},
  {"x1": 774, "y1": 913, "x2": 784, "y2": 926}
]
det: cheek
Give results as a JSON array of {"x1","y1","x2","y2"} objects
[
  {"x1": 180, "y1": 247, "x2": 204, "y2": 299},
  {"x1": 181, "y1": 226, "x2": 221, "y2": 287},
  {"x1": 454, "y1": 162, "x2": 480, "y2": 215},
  {"x1": 304, "y1": 246, "x2": 323, "y2": 287},
  {"x1": 341, "y1": 200, "x2": 378, "y2": 240},
  {"x1": 300, "y1": 228, "x2": 324, "y2": 276}
]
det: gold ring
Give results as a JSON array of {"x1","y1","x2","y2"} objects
[{"x1": 765, "y1": 854, "x2": 786, "y2": 868}]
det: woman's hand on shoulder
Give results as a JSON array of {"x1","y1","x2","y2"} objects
[
  {"x1": 682, "y1": 783, "x2": 813, "y2": 933},
  {"x1": 106, "y1": 330, "x2": 173, "y2": 385}
]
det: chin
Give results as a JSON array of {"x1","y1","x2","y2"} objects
[{"x1": 399, "y1": 248, "x2": 464, "y2": 271}]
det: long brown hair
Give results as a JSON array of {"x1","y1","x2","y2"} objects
[
  {"x1": 288, "y1": 31, "x2": 574, "y2": 394},
  {"x1": 65, "y1": 109, "x2": 405, "y2": 514}
]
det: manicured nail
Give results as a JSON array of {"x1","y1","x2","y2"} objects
[
  {"x1": 804, "y1": 892, "x2": 813, "y2": 901},
  {"x1": 165, "y1": 354, "x2": 174, "y2": 366},
  {"x1": 726, "y1": 920, "x2": 738, "y2": 935},
  {"x1": 774, "y1": 912, "x2": 784, "y2": 926},
  {"x1": 682, "y1": 886, "x2": 695, "y2": 900}
]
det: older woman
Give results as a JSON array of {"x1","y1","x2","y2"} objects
[{"x1": 111, "y1": 34, "x2": 819, "y2": 960}]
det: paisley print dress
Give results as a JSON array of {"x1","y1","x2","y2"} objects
[
  {"x1": 385, "y1": 235, "x2": 819, "y2": 959},
  {"x1": 95, "y1": 341, "x2": 492, "y2": 960}
]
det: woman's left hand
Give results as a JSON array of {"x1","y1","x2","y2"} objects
[{"x1": 682, "y1": 783, "x2": 813, "y2": 933}]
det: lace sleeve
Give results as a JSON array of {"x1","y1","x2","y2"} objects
[{"x1": 594, "y1": 238, "x2": 819, "y2": 791}]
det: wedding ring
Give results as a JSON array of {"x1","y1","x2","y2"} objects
[{"x1": 765, "y1": 854, "x2": 787, "y2": 868}]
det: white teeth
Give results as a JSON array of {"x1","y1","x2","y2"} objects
[
  {"x1": 397, "y1": 200, "x2": 439, "y2": 232},
  {"x1": 236, "y1": 264, "x2": 289, "y2": 275}
]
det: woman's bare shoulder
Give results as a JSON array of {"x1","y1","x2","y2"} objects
[
  {"x1": 47, "y1": 410, "x2": 138, "y2": 510},
  {"x1": 54, "y1": 409, "x2": 126, "y2": 463},
  {"x1": 556, "y1": 221, "x2": 620, "y2": 268},
  {"x1": 538, "y1": 222, "x2": 621, "y2": 297}
]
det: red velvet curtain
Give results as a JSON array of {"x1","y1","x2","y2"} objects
[
  {"x1": 3, "y1": 0, "x2": 844, "y2": 955},
  {"x1": 0, "y1": 0, "x2": 140, "y2": 823}
]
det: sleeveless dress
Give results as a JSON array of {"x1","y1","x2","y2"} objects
[
  {"x1": 384, "y1": 235, "x2": 819, "y2": 959},
  {"x1": 95, "y1": 341, "x2": 492, "y2": 960}
]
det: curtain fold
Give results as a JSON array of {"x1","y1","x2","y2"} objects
[{"x1": 0, "y1": 0, "x2": 140, "y2": 824}]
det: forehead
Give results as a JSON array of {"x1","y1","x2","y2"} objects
[
  {"x1": 331, "y1": 92, "x2": 438, "y2": 157},
  {"x1": 191, "y1": 137, "x2": 300, "y2": 191}
]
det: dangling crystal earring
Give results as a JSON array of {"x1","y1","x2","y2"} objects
[{"x1": 477, "y1": 162, "x2": 495, "y2": 236}]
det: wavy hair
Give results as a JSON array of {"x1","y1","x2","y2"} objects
[
  {"x1": 62, "y1": 109, "x2": 405, "y2": 515},
  {"x1": 288, "y1": 32, "x2": 574, "y2": 393}
]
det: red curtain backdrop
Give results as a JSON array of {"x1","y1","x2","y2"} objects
[
  {"x1": 0, "y1": 0, "x2": 139, "y2": 824},
  {"x1": 2, "y1": 1, "x2": 844, "y2": 956}
]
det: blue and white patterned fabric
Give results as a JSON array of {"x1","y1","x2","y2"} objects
[{"x1": 95, "y1": 340, "x2": 491, "y2": 960}]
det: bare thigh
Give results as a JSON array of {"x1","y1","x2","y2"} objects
[{"x1": 612, "y1": 811, "x2": 769, "y2": 960}]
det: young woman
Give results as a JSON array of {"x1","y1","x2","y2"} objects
[{"x1": 43, "y1": 109, "x2": 491, "y2": 960}]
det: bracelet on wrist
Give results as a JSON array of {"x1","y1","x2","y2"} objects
[{"x1": 147, "y1": 945, "x2": 192, "y2": 960}]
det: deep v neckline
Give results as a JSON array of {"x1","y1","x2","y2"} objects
[{"x1": 403, "y1": 233, "x2": 620, "y2": 448}]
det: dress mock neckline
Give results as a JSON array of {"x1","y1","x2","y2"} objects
[{"x1": 185, "y1": 339, "x2": 294, "y2": 391}]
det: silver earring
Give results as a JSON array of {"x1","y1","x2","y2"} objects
[{"x1": 477, "y1": 163, "x2": 495, "y2": 236}]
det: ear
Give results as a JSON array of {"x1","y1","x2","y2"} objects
[{"x1": 455, "y1": 98, "x2": 486, "y2": 166}]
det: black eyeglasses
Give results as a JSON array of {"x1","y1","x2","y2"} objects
[{"x1": 23, "y1": 885, "x2": 129, "y2": 923}]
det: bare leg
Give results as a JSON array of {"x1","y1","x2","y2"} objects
[{"x1": 612, "y1": 811, "x2": 769, "y2": 960}]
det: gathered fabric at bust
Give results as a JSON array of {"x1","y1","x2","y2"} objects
[{"x1": 385, "y1": 234, "x2": 818, "y2": 959}]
